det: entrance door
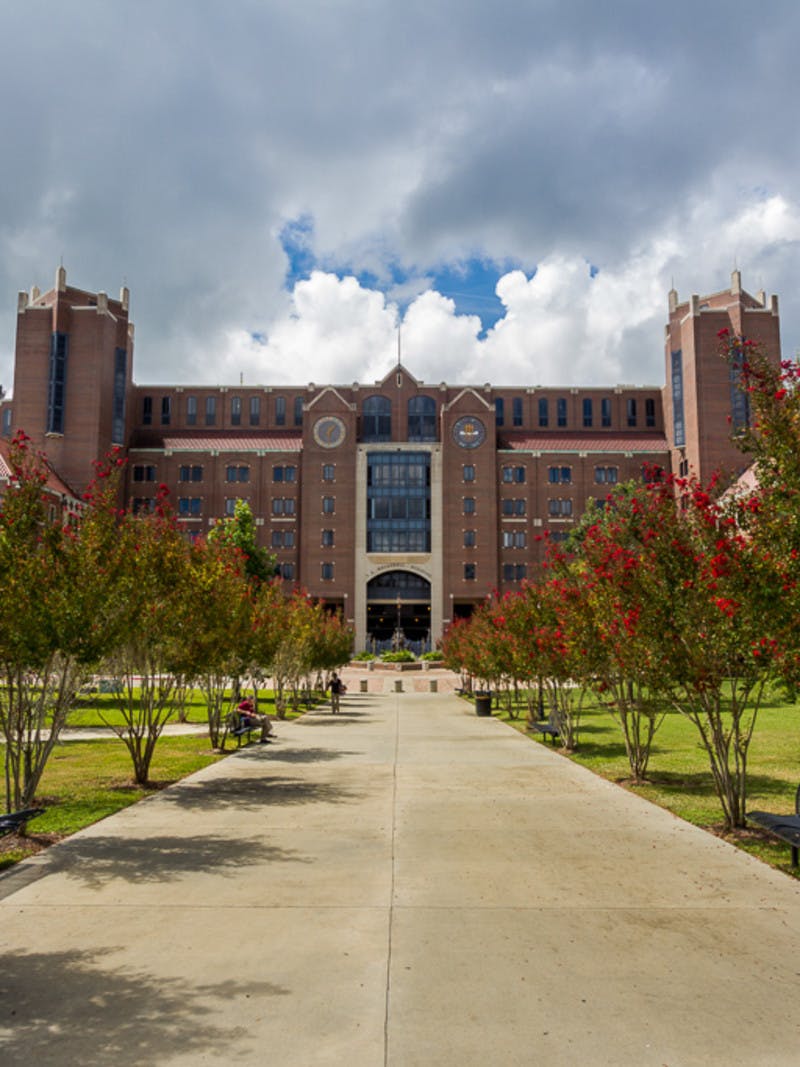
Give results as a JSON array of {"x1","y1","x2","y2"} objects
[{"x1": 366, "y1": 571, "x2": 431, "y2": 652}]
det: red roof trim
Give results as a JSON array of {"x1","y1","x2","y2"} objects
[{"x1": 499, "y1": 433, "x2": 669, "y2": 454}]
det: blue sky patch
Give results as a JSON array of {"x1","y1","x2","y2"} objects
[{"x1": 279, "y1": 215, "x2": 527, "y2": 336}]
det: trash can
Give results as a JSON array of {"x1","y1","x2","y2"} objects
[
  {"x1": 359, "y1": 679, "x2": 368, "y2": 693},
  {"x1": 429, "y1": 679, "x2": 438, "y2": 693},
  {"x1": 475, "y1": 692, "x2": 492, "y2": 716}
]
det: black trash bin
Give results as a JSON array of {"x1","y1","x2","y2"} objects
[{"x1": 475, "y1": 692, "x2": 492, "y2": 716}]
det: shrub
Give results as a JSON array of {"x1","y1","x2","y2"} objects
[{"x1": 380, "y1": 650, "x2": 416, "y2": 662}]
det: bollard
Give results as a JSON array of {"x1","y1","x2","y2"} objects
[
  {"x1": 429, "y1": 679, "x2": 438, "y2": 693},
  {"x1": 359, "y1": 678, "x2": 368, "y2": 693},
  {"x1": 394, "y1": 679, "x2": 403, "y2": 693}
]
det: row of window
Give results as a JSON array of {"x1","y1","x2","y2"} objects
[
  {"x1": 463, "y1": 530, "x2": 527, "y2": 548},
  {"x1": 134, "y1": 463, "x2": 336, "y2": 484},
  {"x1": 464, "y1": 465, "x2": 620, "y2": 485},
  {"x1": 142, "y1": 394, "x2": 304, "y2": 428},
  {"x1": 463, "y1": 562, "x2": 528, "y2": 582},
  {"x1": 140, "y1": 390, "x2": 658, "y2": 433}
]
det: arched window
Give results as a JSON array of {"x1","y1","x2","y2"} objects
[
  {"x1": 362, "y1": 395, "x2": 391, "y2": 441},
  {"x1": 407, "y1": 395, "x2": 436, "y2": 441}
]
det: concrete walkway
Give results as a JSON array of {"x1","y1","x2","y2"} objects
[{"x1": 1, "y1": 690, "x2": 799, "y2": 1066}]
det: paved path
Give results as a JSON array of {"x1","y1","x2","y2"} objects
[{"x1": 1, "y1": 690, "x2": 799, "y2": 1066}]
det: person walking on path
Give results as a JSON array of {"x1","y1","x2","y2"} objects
[
  {"x1": 237, "y1": 697, "x2": 274, "y2": 742},
  {"x1": 329, "y1": 672, "x2": 345, "y2": 714}
]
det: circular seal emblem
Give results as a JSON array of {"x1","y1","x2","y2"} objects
[
  {"x1": 452, "y1": 415, "x2": 486, "y2": 449},
  {"x1": 313, "y1": 415, "x2": 346, "y2": 448}
]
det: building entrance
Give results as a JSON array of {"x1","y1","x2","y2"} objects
[{"x1": 366, "y1": 570, "x2": 431, "y2": 652}]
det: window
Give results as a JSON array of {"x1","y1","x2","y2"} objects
[
  {"x1": 557, "y1": 398, "x2": 568, "y2": 427},
  {"x1": 502, "y1": 466, "x2": 525, "y2": 483},
  {"x1": 142, "y1": 395, "x2": 152, "y2": 427},
  {"x1": 463, "y1": 497, "x2": 475, "y2": 515},
  {"x1": 627, "y1": 398, "x2": 637, "y2": 427},
  {"x1": 186, "y1": 396, "x2": 197, "y2": 426},
  {"x1": 321, "y1": 562, "x2": 334, "y2": 581},
  {"x1": 362, "y1": 395, "x2": 391, "y2": 441},
  {"x1": 645, "y1": 397, "x2": 656, "y2": 428},
  {"x1": 294, "y1": 396, "x2": 303, "y2": 427},
  {"x1": 205, "y1": 396, "x2": 216, "y2": 426},
  {"x1": 464, "y1": 563, "x2": 476, "y2": 581},
  {"x1": 179, "y1": 465, "x2": 203, "y2": 482},
  {"x1": 502, "y1": 531, "x2": 526, "y2": 548},
  {"x1": 538, "y1": 397, "x2": 548, "y2": 427},
  {"x1": 495, "y1": 398, "x2": 504, "y2": 426},
  {"x1": 601, "y1": 397, "x2": 612, "y2": 428},
  {"x1": 322, "y1": 464, "x2": 335, "y2": 481},
  {"x1": 272, "y1": 498, "x2": 296, "y2": 516},
  {"x1": 513, "y1": 397, "x2": 523, "y2": 427},
  {"x1": 280, "y1": 563, "x2": 295, "y2": 580},
  {"x1": 272, "y1": 465, "x2": 296, "y2": 483},
  {"x1": 225, "y1": 498, "x2": 241, "y2": 516},
  {"x1": 275, "y1": 396, "x2": 286, "y2": 426},
  {"x1": 249, "y1": 396, "x2": 260, "y2": 426},
  {"x1": 548, "y1": 466, "x2": 571, "y2": 484},
  {"x1": 503, "y1": 563, "x2": 527, "y2": 582},
  {"x1": 132, "y1": 497, "x2": 155, "y2": 514},
  {"x1": 226, "y1": 465, "x2": 250, "y2": 483},
  {"x1": 594, "y1": 466, "x2": 619, "y2": 484},
  {"x1": 464, "y1": 530, "x2": 476, "y2": 547},
  {"x1": 133, "y1": 465, "x2": 156, "y2": 482},
  {"x1": 112, "y1": 347, "x2": 127, "y2": 443},
  {"x1": 161, "y1": 396, "x2": 171, "y2": 426},
  {"x1": 463, "y1": 464, "x2": 475, "y2": 482},
  {"x1": 271, "y1": 530, "x2": 282, "y2": 549},
  {"x1": 272, "y1": 530, "x2": 296, "y2": 548},
  {"x1": 671, "y1": 351, "x2": 685, "y2": 447},
  {"x1": 366, "y1": 451, "x2": 431, "y2": 552},
  {"x1": 548, "y1": 498, "x2": 573, "y2": 517},
  {"x1": 501, "y1": 499, "x2": 526, "y2": 516},
  {"x1": 408, "y1": 395, "x2": 436, "y2": 441},
  {"x1": 178, "y1": 497, "x2": 202, "y2": 517},
  {"x1": 322, "y1": 496, "x2": 335, "y2": 514},
  {"x1": 1, "y1": 408, "x2": 11, "y2": 437},
  {"x1": 231, "y1": 396, "x2": 242, "y2": 426},
  {"x1": 321, "y1": 529, "x2": 335, "y2": 547},
  {"x1": 582, "y1": 397, "x2": 592, "y2": 428}
]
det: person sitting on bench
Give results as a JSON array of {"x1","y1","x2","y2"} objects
[{"x1": 237, "y1": 697, "x2": 274, "y2": 743}]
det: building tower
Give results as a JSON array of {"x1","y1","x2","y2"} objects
[
  {"x1": 10, "y1": 266, "x2": 133, "y2": 495},
  {"x1": 662, "y1": 270, "x2": 781, "y2": 485}
]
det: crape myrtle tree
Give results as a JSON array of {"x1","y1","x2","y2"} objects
[
  {"x1": 177, "y1": 536, "x2": 254, "y2": 750},
  {"x1": 719, "y1": 331, "x2": 800, "y2": 685},
  {"x1": 268, "y1": 592, "x2": 353, "y2": 714},
  {"x1": 568, "y1": 483, "x2": 675, "y2": 782},
  {"x1": 0, "y1": 436, "x2": 123, "y2": 809},
  {"x1": 101, "y1": 485, "x2": 195, "y2": 786}
]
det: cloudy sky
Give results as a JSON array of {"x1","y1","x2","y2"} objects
[{"x1": 1, "y1": 0, "x2": 799, "y2": 394}]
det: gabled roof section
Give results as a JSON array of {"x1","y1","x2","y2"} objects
[
  {"x1": 442, "y1": 387, "x2": 493, "y2": 413},
  {"x1": 304, "y1": 386, "x2": 356, "y2": 412},
  {"x1": 375, "y1": 362, "x2": 420, "y2": 390}
]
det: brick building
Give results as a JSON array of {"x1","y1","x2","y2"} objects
[{"x1": 0, "y1": 267, "x2": 781, "y2": 650}]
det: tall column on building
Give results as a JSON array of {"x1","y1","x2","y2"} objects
[
  {"x1": 662, "y1": 271, "x2": 781, "y2": 486},
  {"x1": 10, "y1": 266, "x2": 134, "y2": 494}
]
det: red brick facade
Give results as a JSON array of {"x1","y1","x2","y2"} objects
[{"x1": 0, "y1": 268, "x2": 779, "y2": 650}]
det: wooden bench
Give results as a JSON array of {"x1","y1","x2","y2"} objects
[
  {"x1": 225, "y1": 712, "x2": 261, "y2": 748},
  {"x1": 0, "y1": 808, "x2": 45, "y2": 837},
  {"x1": 748, "y1": 785, "x2": 800, "y2": 868}
]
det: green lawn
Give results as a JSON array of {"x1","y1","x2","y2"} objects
[
  {"x1": 0, "y1": 735, "x2": 226, "y2": 870},
  {"x1": 496, "y1": 688, "x2": 800, "y2": 877},
  {"x1": 66, "y1": 687, "x2": 310, "y2": 727}
]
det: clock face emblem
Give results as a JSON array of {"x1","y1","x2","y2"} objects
[
  {"x1": 313, "y1": 415, "x2": 346, "y2": 448},
  {"x1": 452, "y1": 416, "x2": 486, "y2": 449}
]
